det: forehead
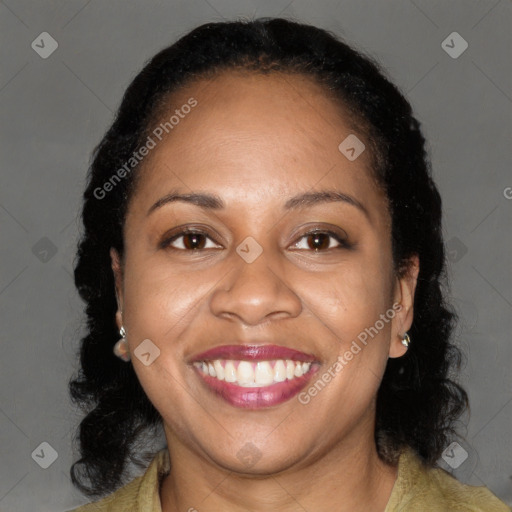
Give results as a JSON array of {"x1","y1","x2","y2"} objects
[{"x1": 131, "y1": 71, "x2": 387, "y2": 220}]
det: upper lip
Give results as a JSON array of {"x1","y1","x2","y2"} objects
[{"x1": 190, "y1": 344, "x2": 316, "y2": 363}]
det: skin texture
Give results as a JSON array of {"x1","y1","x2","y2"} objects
[{"x1": 111, "y1": 71, "x2": 419, "y2": 512}]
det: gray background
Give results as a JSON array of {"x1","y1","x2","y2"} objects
[{"x1": 0, "y1": 0, "x2": 510, "y2": 510}]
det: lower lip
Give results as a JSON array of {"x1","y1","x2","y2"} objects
[{"x1": 193, "y1": 366, "x2": 319, "y2": 409}]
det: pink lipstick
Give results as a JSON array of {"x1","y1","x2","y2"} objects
[{"x1": 190, "y1": 344, "x2": 319, "y2": 409}]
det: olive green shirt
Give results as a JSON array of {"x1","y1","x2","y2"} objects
[{"x1": 69, "y1": 447, "x2": 510, "y2": 511}]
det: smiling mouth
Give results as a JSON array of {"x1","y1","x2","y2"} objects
[
  {"x1": 190, "y1": 344, "x2": 320, "y2": 409},
  {"x1": 194, "y1": 359, "x2": 312, "y2": 386}
]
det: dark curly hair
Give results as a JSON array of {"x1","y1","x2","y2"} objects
[{"x1": 69, "y1": 17, "x2": 469, "y2": 497}]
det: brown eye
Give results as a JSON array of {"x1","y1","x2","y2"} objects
[
  {"x1": 306, "y1": 233, "x2": 330, "y2": 251},
  {"x1": 292, "y1": 230, "x2": 349, "y2": 252},
  {"x1": 161, "y1": 230, "x2": 221, "y2": 251},
  {"x1": 182, "y1": 233, "x2": 206, "y2": 250}
]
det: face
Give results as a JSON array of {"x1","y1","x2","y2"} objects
[{"x1": 112, "y1": 71, "x2": 418, "y2": 474}]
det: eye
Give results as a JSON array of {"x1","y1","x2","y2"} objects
[
  {"x1": 161, "y1": 230, "x2": 221, "y2": 251},
  {"x1": 291, "y1": 230, "x2": 350, "y2": 251}
]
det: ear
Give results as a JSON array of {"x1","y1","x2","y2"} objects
[
  {"x1": 389, "y1": 254, "x2": 420, "y2": 358},
  {"x1": 110, "y1": 248, "x2": 124, "y2": 331}
]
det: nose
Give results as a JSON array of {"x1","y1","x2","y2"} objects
[{"x1": 209, "y1": 250, "x2": 302, "y2": 326}]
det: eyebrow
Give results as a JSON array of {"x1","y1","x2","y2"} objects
[
  {"x1": 147, "y1": 189, "x2": 369, "y2": 218},
  {"x1": 147, "y1": 192, "x2": 224, "y2": 215},
  {"x1": 283, "y1": 191, "x2": 369, "y2": 218}
]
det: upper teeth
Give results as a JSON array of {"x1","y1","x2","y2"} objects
[{"x1": 194, "y1": 359, "x2": 312, "y2": 387}]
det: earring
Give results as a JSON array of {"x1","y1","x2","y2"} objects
[
  {"x1": 401, "y1": 332, "x2": 411, "y2": 348},
  {"x1": 113, "y1": 326, "x2": 131, "y2": 362}
]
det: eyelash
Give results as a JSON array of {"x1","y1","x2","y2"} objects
[{"x1": 160, "y1": 228, "x2": 350, "y2": 252}]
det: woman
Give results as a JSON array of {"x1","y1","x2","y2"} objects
[{"x1": 68, "y1": 18, "x2": 510, "y2": 512}]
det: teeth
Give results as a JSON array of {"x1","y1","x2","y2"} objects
[
  {"x1": 286, "y1": 360, "x2": 295, "y2": 380},
  {"x1": 195, "y1": 359, "x2": 312, "y2": 387},
  {"x1": 237, "y1": 361, "x2": 254, "y2": 386},
  {"x1": 213, "y1": 360, "x2": 225, "y2": 380},
  {"x1": 273, "y1": 360, "x2": 287, "y2": 382},
  {"x1": 255, "y1": 361, "x2": 274, "y2": 386},
  {"x1": 225, "y1": 361, "x2": 237, "y2": 383}
]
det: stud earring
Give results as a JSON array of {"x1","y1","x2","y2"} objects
[
  {"x1": 113, "y1": 326, "x2": 131, "y2": 362},
  {"x1": 401, "y1": 332, "x2": 411, "y2": 348}
]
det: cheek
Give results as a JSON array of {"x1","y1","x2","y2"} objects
[
  {"x1": 303, "y1": 255, "x2": 393, "y2": 344},
  {"x1": 121, "y1": 252, "x2": 213, "y2": 341},
  {"x1": 120, "y1": 254, "x2": 208, "y2": 416}
]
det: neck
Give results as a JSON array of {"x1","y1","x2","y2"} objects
[{"x1": 160, "y1": 421, "x2": 398, "y2": 512}]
